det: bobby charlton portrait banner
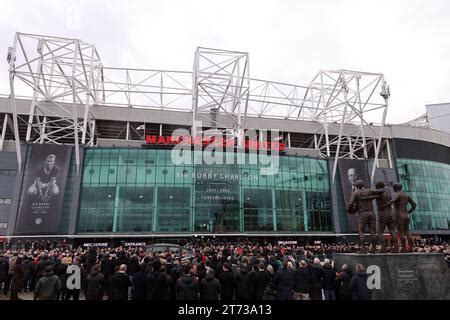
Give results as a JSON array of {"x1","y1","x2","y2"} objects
[{"x1": 15, "y1": 145, "x2": 72, "y2": 235}]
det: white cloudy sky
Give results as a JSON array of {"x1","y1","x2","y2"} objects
[{"x1": 1, "y1": 0, "x2": 449, "y2": 123}]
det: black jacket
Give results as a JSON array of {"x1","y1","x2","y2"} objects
[
  {"x1": 147, "y1": 271, "x2": 171, "y2": 300},
  {"x1": 199, "y1": 272, "x2": 222, "y2": 300},
  {"x1": 336, "y1": 269, "x2": 352, "y2": 300},
  {"x1": 250, "y1": 270, "x2": 271, "y2": 300},
  {"x1": 100, "y1": 258, "x2": 114, "y2": 279},
  {"x1": 322, "y1": 264, "x2": 336, "y2": 290},
  {"x1": 131, "y1": 271, "x2": 147, "y2": 300},
  {"x1": 218, "y1": 270, "x2": 235, "y2": 300},
  {"x1": 310, "y1": 264, "x2": 324, "y2": 288},
  {"x1": 176, "y1": 274, "x2": 199, "y2": 300},
  {"x1": 262, "y1": 282, "x2": 277, "y2": 300},
  {"x1": 293, "y1": 267, "x2": 312, "y2": 294},
  {"x1": 235, "y1": 268, "x2": 252, "y2": 299},
  {"x1": 127, "y1": 258, "x2": 140, "y2": 276},
  {"x1": 274, "y1": 270, "x2": 294, "y2": 300},
  {"x1": 350, "y1": 272, "x2": 372, "y2": 300},
  {"x1": 108, "y1": 272, "x2": 131, "y2": 300},
  {"x1": 85, "y1": 270, "x2": 105, "y2": 300},
  {"x1": 0, "y1": 258, "x2": 9, "y2": 283}
]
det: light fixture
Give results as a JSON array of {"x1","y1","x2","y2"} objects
[
  {"x1": 139, "y1": 195, "x2": 143, "y2": 199},
  {"x1": 107, "y1": 195, "x2": 112, "y2": 198},
  {"x1": 169, "y1": 195, "x2": 173, "y2": 199}
]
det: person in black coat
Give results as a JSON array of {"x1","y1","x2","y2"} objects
[
  {"x1": 176, "y1": 264, "x2": 199, "y2": 300},
  {"x1": 199, "y1": 269, "x2": 222, "y2": 300},
  {"x1": 22, "y1": 256, "x2": 33, "y2": 292},
  {"x1": 235, "y1": 264, "x2": 252, "y2": 300},
  {"x1": 273, "y1": 261, "x2": 294, "y2": 300},
  {"x1": 0, "y1": 255, "x2": 9, "y2": 292},
  {"x1": 148, "y1": 262, "x2": 171, "y2": 300},
  {"x1": 84, "y1": 264, "x2": 105, "y2": 300},
  {"x1": 322, "y1": 260, "x2": 336, "y2": 300},
  {"x1": 108, "y1": 264, "x2": 131, "y2": 300},
  {"x1": 336, "y1": 264, "x2": 352, "y2": 300},
  {"x1": 100, "y1": 254, "x2": 114, "y2": 280},
  {"x1": 131, "y1": 263, "x2": 147, "y2": 300},
  {"x1": 218, "y1": 262, "x2": 235, "y2": 300},
  {"x1": 250, "y1": 263, "x2": 271, "y2": 300},
  {"x1": 350, "y1": 264, "x2": 372, "y2": 300},
  {"x1": 293, "y1": 260, "x2": 313, "y2": 300},
  {"x1": 309, "y1": 258, "x2": 324, "y2": 300}
]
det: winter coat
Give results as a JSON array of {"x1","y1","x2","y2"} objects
[
  {"x1": 218, "y1": 270, "x2": 235, "y2": 300},
  {"x1": 108, "y1": 272, "x2": 131, "y2": 300},
  {"x1": 36, "y1": 258, "x2": 52, "y2": 278},
  {"x1": 131, "y1": 271, "x2": 147, "y2": 300},
  {"x1": 293, "y1": 267, "x2": 313, "y2": 294},
  {"x1": 11, "y1": 263, "x2": 25, "y2": 291},
  {"x1": 100, "y1": 258, "x2": 114, "y2": 279},
  {"x1": 147, "y1": 271, "x2": 171, "y2": 300},
  {"x1": 336, "y1": 269, "x2": 352, "y2": 300},
  {"x1": 274, "y1": 270, "x2": 294, "y2": 300},
  {"x1": 262, "y1": 282, "x2": 277, "y2": 300},
  {"x1": 250, "y1": 270, "x2": 271, "y2": 300},
  {"x1": 322, "y1": 263, "x2": 336, "y2": 290},
  {"x1": 0, "y1": 258, "x2": 8, "y2": 283},
  {"x1": 34, "y1": 271, "x2": 61, "y2": 300},
  {"x1": 310, "y1": 264, "x2": 324, "y2": 289},
  {"x1": 85, "y1": 270, "x2": 105, "y2": 300},
  {"x1": 22, "y1": 258, "x2": 33, "y2": 281},
  {"x1": 127, "y1": 258, "x2": 140, "y2": 276},
  {"x1": 310, "y1": 264, "x2": 324, "y2": 299},
  {"x1": 235, "y1": 268, "x2": 252, "y2": 299},
  {"x1": 199, "y1": 272, "x2": 222, "y2": 300},
  {"x1": 176, "y1": 274, "x2": 199, "y2": 300},
  {"x1": 56, "y1": 263, "x2": 68, "y2": 290},
  {"x1": 350, "y1": 272, "x2": 372, "y2": 300}
]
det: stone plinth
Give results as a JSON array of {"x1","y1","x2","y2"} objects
[{"x1": 333, "y1": 253, "x2": 450, "y2": 300}]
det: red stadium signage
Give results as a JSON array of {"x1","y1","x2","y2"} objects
[{"x1": 145, "y1": 135, "x2": 285, "y2": 151}]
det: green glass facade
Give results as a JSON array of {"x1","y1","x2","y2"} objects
[
  {"x1": 77, "y1": 148, "x2": 332, "y2": 234},
  {"x1": 397, "y1": 159, "x2": 450, "y2": 231}
]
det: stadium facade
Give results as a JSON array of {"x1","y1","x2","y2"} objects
[{"x1": 0, "y1": 33, "x2": 449, "y2": 243}]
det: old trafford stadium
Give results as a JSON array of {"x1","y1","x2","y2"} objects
[{"x1": 0, "y1": 32, "x2": 448, "y2": 301}]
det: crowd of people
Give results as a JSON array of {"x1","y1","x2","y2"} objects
[{"x1": 0, "y1": 239, "x2": 448, "y2": 301}]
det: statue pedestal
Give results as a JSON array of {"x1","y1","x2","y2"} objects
[
  {"x1": 333, "y1": 253, "x2": 450, "y2": 300},
  {"x1": 214, "y1": 224, "x2": 224, "y2": 233}
]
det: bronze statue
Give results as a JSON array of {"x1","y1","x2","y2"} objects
[
  {"x1": 347, "y1": 180, "x2": 383, "y2": 254},
  {"x1": 391, "y1": 182, "x2": 417, "y2": 252},
  {"x1": 374, "y1": 181, "x2": 398, "y2": 253}
]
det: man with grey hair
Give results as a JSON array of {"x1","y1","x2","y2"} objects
[
  {"x1": 293, "y1": 260, "x2": 312, "y2": 300},
  {"x1": 336, "y1": 264, "x2": 352, "y2": 300},
  {"x1": 350, "y1": 264, "x2": 371, "y2": 300},
  {"x1": 310, "y1": 258, "x2": 324, "y2": 300}
]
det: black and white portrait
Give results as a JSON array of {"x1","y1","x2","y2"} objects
[
  {"x1": 27, "y1": 154, "x2": 60, "y2": 201},
  {"x1": 15, "y1": 145, "x2": 72, "y2": 235}
]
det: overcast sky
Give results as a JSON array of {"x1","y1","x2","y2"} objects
[{"x1": 1, "y1": 0, "x2": 449, "y2": 123}]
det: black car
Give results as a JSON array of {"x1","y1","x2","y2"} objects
[{"x1": 145, "y1": 243, "x2": 193, "y2": 258}]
